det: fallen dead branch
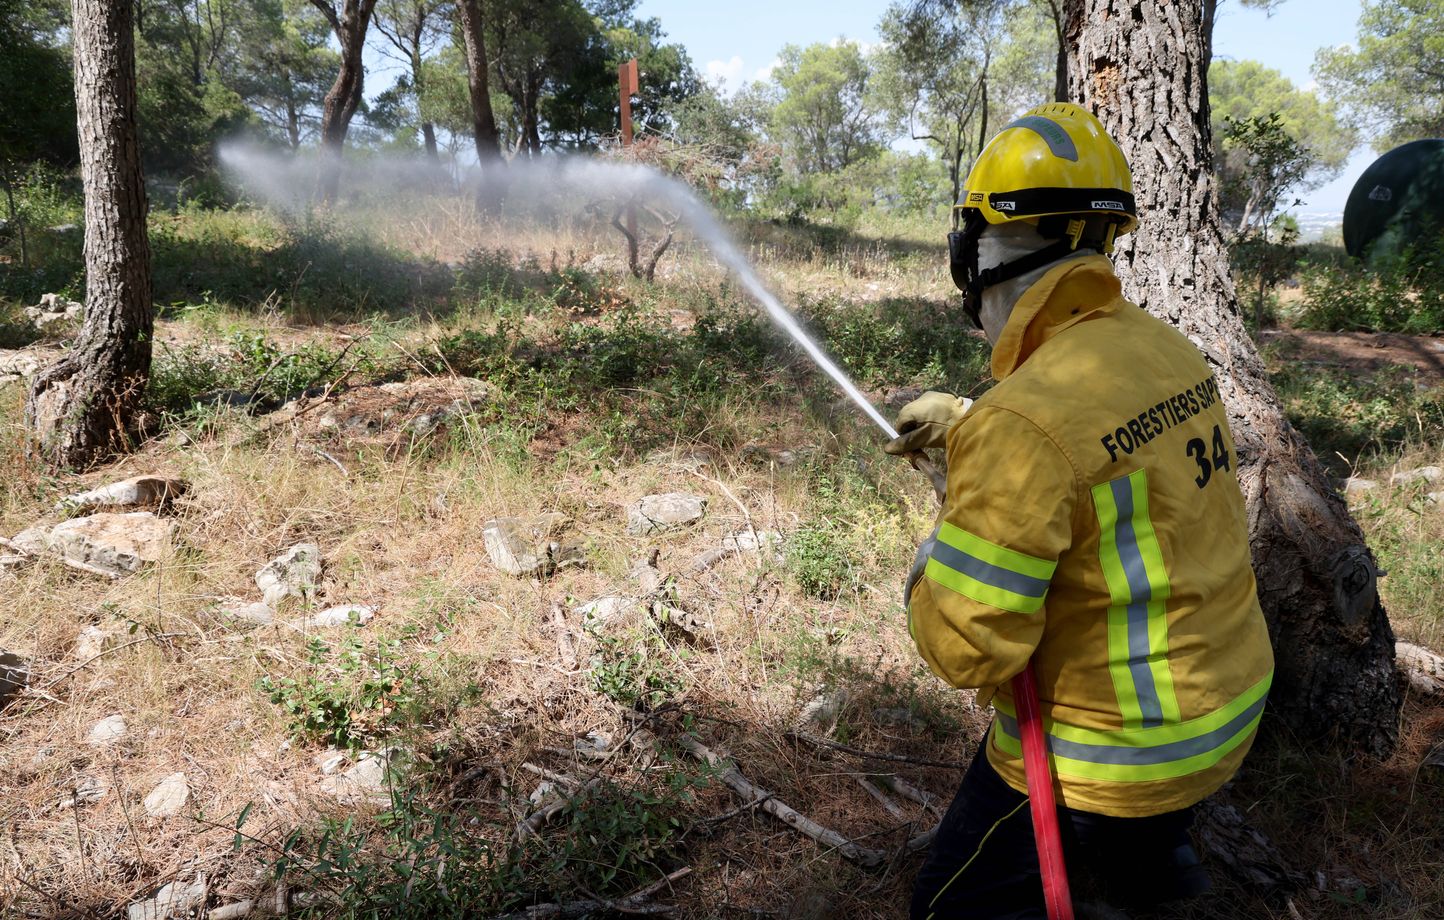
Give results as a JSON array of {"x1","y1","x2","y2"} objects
[
  {"x1": 548, "y1": 605, "x2": 578, "y2": 670},
  {"x1": 854, "y1": 775, "x2": 908, "y2": 821},
  {"x1": 515, "y1": 777, "x2": 602, "y2": 842},
  {"x1": 670, "y1": 731, "x2": 936, "y2": 868},
  {"x1": 701, "y1": 792, "x2": 774, "y2": 825},
  {"x1": 490, "y1": 866, "x2": 692, "y2": 919},
  {"x1": 1397, "y1": 641, "x2": 1444, "y2": 697},
  {"x1": 521, "y1": 762, "x2": 581, "y2": 788},
  {"x1": 785, "y1": 731, "x2": 968, "y2": 771},
  {"x1": 880, "y1": 774, "x2": 943, "y2": 818}
]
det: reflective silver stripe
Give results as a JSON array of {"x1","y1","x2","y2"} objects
[
  {"x1": 1110, "y1": 477, "x2": 1164, "y2": 728},
  {"x1": 928, "y1": 539, "x2": 1051, "y2": 599},
  {"x1": 1003, "y1": 115, "x2": 1080, "y2": 161},
  {"x1": 905, "y1": 531, "x2": 936, "y2": 610},
  {"x1": 995, "y1": 693, "x2": 1268, "y2": 767}
]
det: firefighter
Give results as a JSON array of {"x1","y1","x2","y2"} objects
[{"x1": 886, "y1": 103, "x2": 1274, "y2": 918}]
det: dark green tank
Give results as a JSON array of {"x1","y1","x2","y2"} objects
[{"x1": 1343, "y1": 139, "x2": 1444, "y2": 265}]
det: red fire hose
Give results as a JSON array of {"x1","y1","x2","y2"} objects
[{"x1": 1012, "y1": 663, "x2": 1074, "y2": 920}]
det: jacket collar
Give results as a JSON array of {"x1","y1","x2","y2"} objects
[{"x1": 990, "y1": 254, "x2": 1123, "y2": 380}]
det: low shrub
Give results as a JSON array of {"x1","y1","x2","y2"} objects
[
  {"x1": 1290, "y1": 235, "x2": 1444, "y2": 334},
  {"x1": 259, "y1": 634, "x2": 428, "y2": 752}
]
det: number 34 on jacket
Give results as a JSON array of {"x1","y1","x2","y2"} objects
[{"x1": 905, "y1": 255, "x2": 1274, "y2": 819}]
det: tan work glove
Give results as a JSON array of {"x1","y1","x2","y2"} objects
[{"x1": 883, "y1": 391, "x2": 973, "y2": 456}]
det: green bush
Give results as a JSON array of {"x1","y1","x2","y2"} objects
[
  {"x1": 149, "y1": 209, "x2": 452, "y2": 322},
  {"x1": 1291, "y1": 235, "x2": 1444, "y2": 333},
  {"x1": 785, "y1": 522, "x2": 859, "y2": 600},
  {"x1": 1269, "y1": 358, "x2": 1444, "y2": 468},
  {"x1": 803, "y1": 295, "x2": 990, "y2": 393},
  {"x1": 239, "y1": 757, "x2": 708, "y2": 916},
  {"x1": 589, "y1": 632, "x2": 687, "y2": 709},
  {"x1": 147, "y1": 330, "x2": 376, "y2": 423},
  {"x1": 259, "y1": 635, "x2": 427, "y2": 751}
]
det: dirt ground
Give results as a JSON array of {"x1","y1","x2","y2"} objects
[{"x1": 1263, "y1": 329, "x2": 1444, "y2": 384}]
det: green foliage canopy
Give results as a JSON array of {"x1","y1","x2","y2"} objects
[
  {"x1": 1314, "y1": 0, "x2": 1444, "y2": 152},
  {"x1": 768, "y1": 41, "x2": 885, "y2": 174},
  {"x1": 1210, "y1": 59, "x2": 1357, "y2": 234},
  {"x1": 0, "y1": 0, "x2": 77, "y2": 166}
]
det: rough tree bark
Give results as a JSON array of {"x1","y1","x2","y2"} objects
[
  {"x1": 1063, "y1": 0, "x2": 1399, "y2": 755},
  {"x1": 309, "y1": 0, "x2": 379, "y2": 203},
  {"x1": 454, "y1": 0, "x2": 502, "y2": 164},
  {"x1": 26, "y1": 0, "x2": 153, "y2": 468}
]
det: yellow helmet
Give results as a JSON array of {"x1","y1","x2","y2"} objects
[
  {"x1": 947, "y1": 103, "x2": 1136, "y2": 328},
  {"x1": 959, "y1": 102, "x2": 1137, "y2": 234}
]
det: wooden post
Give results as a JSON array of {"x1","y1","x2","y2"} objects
[
  {"x1": 618, "y1": 58, "x2": 638, "y2": 145},
  {"x1": 619, "y1": 57, "x2": 639, "y2": 248}
]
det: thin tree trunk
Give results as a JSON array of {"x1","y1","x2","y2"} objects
[
  {"x1": 26, "y1": 0, "x2": 153, "y2": 468},
  {"x1": 1063, "y1": 0, "x2": 1399, "y2": 755},
  {"x1": 453, "y1": 0, "x2": 501, "y2": 163},
  {"x1": 2, "y1": 165, "x2": 29, "y2": 271},
  {"x1": 523, "y1": 77, "x2": 542, "y2": 156},
  {"x1": 1044, "y1": 0, "x2": 1067, "y2": 102},
  {"x1": 421, "y1": 121, "x2": 438, "y2": 159},
  {"x1": 310, "y1": 0, "x2": 378, "y2": 203},
  {"x1": 286, "y1": 92, "x2": 301, "y2": 150},
  {"x1": 976, "y1": 71, "x2": 989, "y2": 157}
]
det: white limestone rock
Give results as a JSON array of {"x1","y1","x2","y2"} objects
[
  {"x1": 87, "y1": 714, "x2": 128, "y2": 745},
  {"x1": 626, "y1": 492, "x2": 707, "y2": 536},
  {"x1": 574, "y1": 595, "x2": 641, "y2": 629},
  {"x1": 482, "y1": 513, "x2": 568, "y2": 576},
  {"x1": 143, "y1": 772, "x2": 190, "y2": 818},
  {"x1": 74, "y1": 625, "x2": 110, "y2": 659},
  {"x1": 255, "y1": 543, "x2": 322, "y2": 606},
  {"x1": 47, "y1": 512, "x2": 174, "y2": 575},
  {"x1": 217, "y1": 599, "x2": 274, "y2": 626},
  {"x1": 321, "y1": 749, "x2": 396, "y2": 804},
  {"x1": 295, "y1": 604, "x2": 375, "y2": 629},
  {"x1": 127, "y1": 875, "x2": 207, "y2": 920},
  {"x1": 1392, "y1": 466, "x2": 1443, "y2": 486},
  {"x1": 1342, "y1": 477, "x2": 1378, "y2": 497},
  {"x1": 56, "y1": 476, "x2": 188, "y2": 515}
]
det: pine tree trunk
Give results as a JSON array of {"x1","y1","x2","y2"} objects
[
  {"x1": 1063, "y1": 0, "x2": 1399, "y2": 755},
  {"x1": 454, "y1": 0, "x2": 501, "y2": 164},
  {"x1": 311, "y1": 0, "x2": 377, "y2": 203},
  {"x1": 26, "y1": 0, "x2": 152, "y2": 468}
]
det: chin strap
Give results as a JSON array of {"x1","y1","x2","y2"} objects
[{"x1": 977, "y1": 238, "x2": 1090, "y2": 291}]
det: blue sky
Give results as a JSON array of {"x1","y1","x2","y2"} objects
[{"x1": 637, "y1": 0, "x2": 1372, "y2": 215}]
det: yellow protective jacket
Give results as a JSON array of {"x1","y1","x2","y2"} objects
[{"x1": 907, "y1": 254, "x2": 1274, "y2": 818}]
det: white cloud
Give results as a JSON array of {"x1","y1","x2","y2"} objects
[
  {"x1": 828, "y1": 36, "x2": 878, "y2": 54},
  {"x1": 754, "y1": 57, "x2": 782, "y2": 82},
  {"x1": 705, "y1": 56, "x2": 746, "y2": 92}
]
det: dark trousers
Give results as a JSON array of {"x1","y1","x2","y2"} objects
[{"x1": 911, "y1": 745, "x2": 1210, "y2": 919}]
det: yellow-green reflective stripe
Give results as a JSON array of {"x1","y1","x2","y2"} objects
[
  {"x1": 992, "y1": 672, "x2": 1272, "y2": 782},
  {"x1": 1094, "y1": 489, "x2": 1142, "y2": 724},
  {"x1": 1128, "y1": 474, "x2": 1180, "y2": 724},
  {"x1": 926, "y1": 522, "x2": 1055, "y2": 614},
  {"x1": 924, "y1": 558, "x2": 1046, "y2": 614},
  {"x1": 937, "y1": 521, "x2": 1056, "y2": 581},
  {"x1": 1092, "y1": 470, "x2": 1179, "y2": 728}
]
